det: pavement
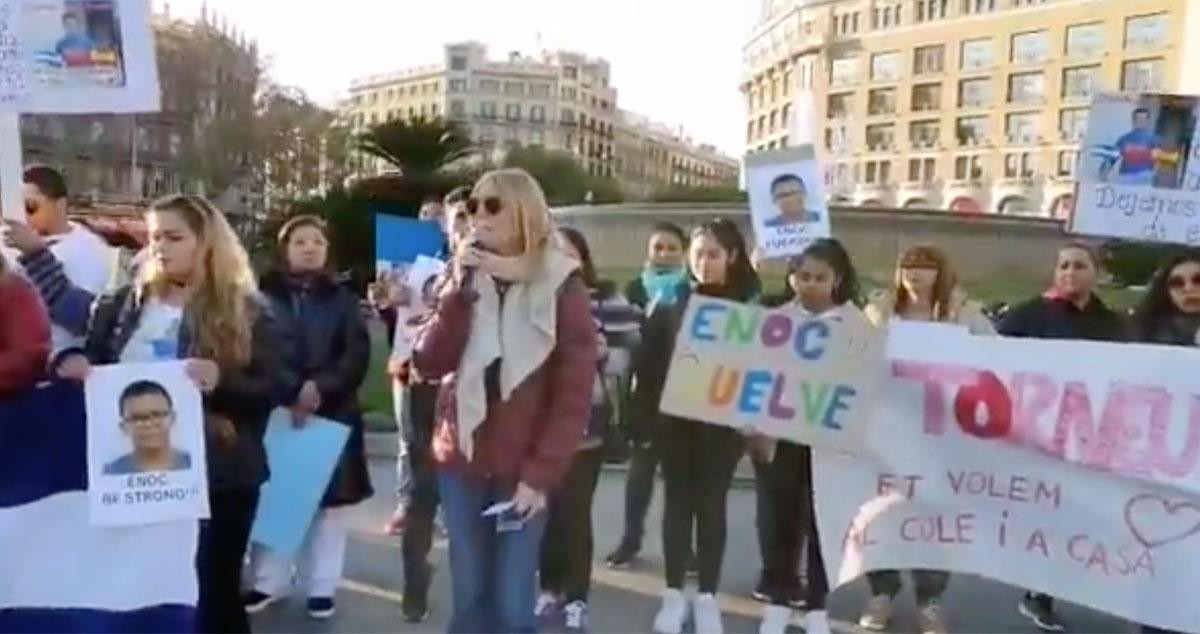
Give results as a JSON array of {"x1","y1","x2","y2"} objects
[{"x1": 251, "y1": 456, "x2": 1138, "y2": 634}]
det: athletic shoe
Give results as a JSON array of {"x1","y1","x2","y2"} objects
[
  {"x1": 653, "y1": 588, "x2": 689, "y2": 634},
  {"x1": 917, "y1": 600, "x2": 949, "y2": 634},
  {"x1": 242, "y1": 591, "x2": 280, "y2": 614},
  {"x1": 563, "y1": 600, "x2": 589, "y2": 632},
  {"x1": 306, "y1": 597, "x2": 335, "y2": 620},
  {"x1": 858, "y1": 594, "x2": 893, "y2": 631},
  {"x1": 693, "y1": 592, "x2": 724, "y2": 634},
  {"x1": 758, "y1": 604, "x2": 792, "y2": 634},
  {"x1": 535, "y1": 592, "x2": 560, "y2": 619},
  {"x1": 401, "y1": 592, "x2": 429, "y2": 624},
  {"x1": 803, "y1": 610, "x2": 831, "y2": 634},
  {"x1": 605, "y1": 542, "x2": 639, "y2": 569},
  {"x1": 1018, "y1": 592, "x2": 1065, "y2": 632}
]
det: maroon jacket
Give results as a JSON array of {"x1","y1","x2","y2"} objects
[
  {"x1": 0, "y1": 273, "x2": 50, "y2": 397},
  {"x1": 413, "y1": 274, "x2": 597, "y2": 493}
]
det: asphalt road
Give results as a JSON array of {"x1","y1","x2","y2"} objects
[{"x1": 251, "y1": 460, "x2": 1136, "y2": 634}]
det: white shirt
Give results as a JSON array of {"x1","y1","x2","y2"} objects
[{"x1": 119, "y1": 298, "x2": 184, "y2": 363}]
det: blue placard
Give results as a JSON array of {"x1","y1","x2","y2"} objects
[
  {"x1": 249, "y1": 409, "x2": 350, "y2": 558},
  {"x1": 374, "y1": 213, "x2": 445, "y2": 266}
]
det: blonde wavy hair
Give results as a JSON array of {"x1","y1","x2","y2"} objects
[
  {"x1": 472, "y1": 168, "x2": 553, "y2": 255},
  {"x1": 141, "y1": 194, "x2": 259, "y2": 367}
]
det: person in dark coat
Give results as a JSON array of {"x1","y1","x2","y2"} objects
[
  {"x1": 54, "y1": 194, "x2": 281, "y2": 634},
  {"x1": 997, "y1": 241, "x2": 1125, "y2": 633},
  {"x1": 245, "y1": 215, "x2": 372, "y2": 621}
]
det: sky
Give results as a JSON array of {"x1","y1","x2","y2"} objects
[{"x1": 153, "y1": 0, "x2": 761, "y2": 156}]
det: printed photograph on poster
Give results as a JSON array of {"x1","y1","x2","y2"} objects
[
  {"x1": 1072, "y1": 92, "x2": 1200, "y2": 245},
  {"x1": 0, "y1": 0, "x2": 159, "y2": 113},
  {"x1": 85, "y1": 361, "x2": 209, "y2": 527},
  {"x1": 745, "y1": 146, "x2": 831, "y2": 259}
]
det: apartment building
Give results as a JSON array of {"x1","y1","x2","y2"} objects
[
  {"x1": 342, "y1": 42, "x2": 735, "y2": 198},
  {"x1": 742, "y1": 0, "x2": 1200, "y2": 216}
]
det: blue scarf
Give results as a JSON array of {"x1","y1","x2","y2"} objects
[{"x1": 641, "y1": 266, "x2": 688, "y2": 307}]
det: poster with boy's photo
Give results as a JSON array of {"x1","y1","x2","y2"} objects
[
  {"x1": 85, "y1": 361, "x2": 208, "y2": 526},
  {"x1": 746, "y1": 145, "x2": 831, "y2": 258},
  {"x1": 1072, "y1": 92, "x2": 1200, "y2": 245}
]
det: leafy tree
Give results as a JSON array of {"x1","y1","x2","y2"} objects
[
  {"x1": 503, "y1": 146, "x2": 623, "y2": 205},
  {"x1": 651, "y1": 184, "x2": 747, "y2": 203},
  {"x1": 353, "y1": 117, "x2": 475, "y2": 177},
  {"x1": 1101, "y1": 240, "x2": 1183, "y2": 287}
]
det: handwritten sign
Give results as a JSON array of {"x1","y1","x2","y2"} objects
[
  {"x1": 1073, "y1": 92, "x2": 1200, "y2": 245},
  {"x1": 659, "y1": 297, "x2": 884, "y2": 453},
  {"x1": 85, "y1": 361, "x2": 208, "y2": 527},
  {"x1": 745, "y1": 146, "x2": 832, "y2": 258},
  {"x1": 815, "y1": 323, "x2": 1200, "y2": 632}
]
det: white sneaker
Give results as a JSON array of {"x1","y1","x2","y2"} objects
[
  {"x1": 858, "y1": 594, "x2": 893, "y2": 631},
  {"x1": 653, "y1": 588, "x2": 689, "y2": 634},
  {"x1": 535, "y1": 592, "x2": 559, "y2": 618},
  {"x1": 758, "y1": 604, "x2": 793, "y2": 634},
  {"x1": 803, "y1": 610, "x2": 831, "y2": 634},
  {"x1": 563, "y1": 600, "x2": 589, "y2": 632},
  {"x1": 693, "y1": 593, "x2": 724, "y2": 634}
]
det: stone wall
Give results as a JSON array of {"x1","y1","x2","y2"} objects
[{"x1": 553, "y1": 203, "x2": 1075, "y2": 284}]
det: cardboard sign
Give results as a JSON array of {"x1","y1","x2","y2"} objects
[
  {"x1": 1072, "y1": 92, "x2": 1200, "y2": 245},
  {"x1": 85, "y1": 361, "x2": 208, "y2": 526},
  {"x1": 745, "y1": 146, "x2": 832, "y2": 259},
  {"x1": 815, "y1": 323, "x2": 1200, "y2": 633},
  {"x1": 659, "y1": 297, "x2": 884, "y2": 454}
]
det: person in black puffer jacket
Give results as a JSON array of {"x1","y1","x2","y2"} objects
[{"x1": 246, "y1": 215, "x2": 372, "y2": 621}]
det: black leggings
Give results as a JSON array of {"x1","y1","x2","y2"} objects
[
  {"x1": 198, "y1": 488, "x2": 260, "y2": 634},
  {"x1": 763, "y1": 442, "x2": 829, "y2": 609},
  {"x1": 658, "y1": 418, "x2": 744, "y2": 593},
  {"x1": 540, "y1": 447, "x2": 606, "y2": 601},
  {"x1": 403, "y1": 383, "x2": 440, "y2": 599}
]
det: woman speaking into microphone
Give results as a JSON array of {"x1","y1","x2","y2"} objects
[{"x1": 412, "y1": 168, "x2": 597, "y2": 633}]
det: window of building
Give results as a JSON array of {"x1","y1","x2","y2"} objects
[
  {"x1": 561, "y1": 108, "x2": 576, "y2": 124},
  {"x1": 1006, "y1": 111, "x2": 1039, "y2": 143},
  {"x1": 1058, "y1": 107, "x2": 1088, "y2": 141},
  {"x1": 1008, "y1": 71, "x2": 1045, "y2": 104},
  {"x1": 531, "y1": 83, "x2": 552, "y2": 98},
  {"x1": 562, "y1": 87, "x2": 577, "y2": 101},
  {"x1": 1125, "y1": 13, "x2": 1168, "y2": 49},
  {"x1": 505, "y1": 104, "x2": 522, "y2": 121},
  {"x1": 912, "y1": 83, "x2": 942, "y2": 111},
  {"x1": 1122, "y1": 58, "x2": 1165, "y2": 92},
  {"x1": 769, "y1": 110, "x2": 778, "y2": 131},
  {"x1": 450, "y1": 100, "x2": 466, "y2": 117},
  {"x1": 908, "y1": 157, "x2": 937, "y2": 182},
  {"x1": 450, "y1": 55, "x2": 467, "y2": 71},
  {"x1": 871, "y1": 51, "x2": 902, "y2": 81},
  {"x1": 825, "y1": 125, "x2": 850, "y2": 152},
  {"x1": 915, "y1": 0, "x2": 948, "y2": 23},
  {"x1": 504, "y1": 82, "x2": 526, "y2": 96},
  {"x1": 531, "y1": 130, "x2": 545, "y2": 146},
  {"x1": 1065, "y1": 22, "x2": 1105, "y2": 59},
  {"x1": 1062, "y1": 65, "x2": 1100, "y2": 99},
  {"x1": 771, "y1": 78, "x2": 780, "y2": 102},
  {"x1": 828, "y1": 92, "x2": 853, "y2": 118},
  {"x1": 960, "y1": 38, "x2": 994, "y2": 71},
  {"x1": 530, "y1": 105, "x2": 546, "y2": 123},
  {"x1": 1057, "y1": 150, "x2": 1078, "y2": 177},
  {"x1": 954, "y1": 155, "x2": 984, "y2": 180},
  {"x1": 449, "y1": 79, "x2": 468, "y2": 93},
  {"x1": 865, "y1": 159, "x2": 892, "y2": 184},
  {"x1": 831, "y1": 54, "x2": 860, "y2": 87},
  {"x1": 958, "y1": 77, "x2": 991, "y2": 107},
  {"x1": 409, "y1": 85, "x2": 419, "y2": 96},
  {"x1": 563, "y1": 66, "x2": 578, "y2": 80},
  {"x1": 781, "y1": 103, "x2": 792, "y2": 127},
  {"x1": 782, "y1": 70, "x2": 793, "y2": 96},
  {"x1": 961, "y1": 0, "x2": 995, "y2": 14},
  {"x1": 747, "y1": 121, "x2": 756, "y2": 143},
  {"x1": 868, "y1": 88, "x2": 897, "y2": 115},
  {"x1": 866, "y1": 123, "x2": 896, "y2": 150},
  {"x1": 1004, "y1": 152, "x2": 1036, "y2": 178},
  {"x1": 479, "y1": 79, "x2": 500, "y2": 93},
  {"x1": 955, "y1": 116, "x2": 988, "y2": 146},
  {"x1": 910, "y1": 120, "x2": 940, "y2": 148},
  {"x1": 913, "y1": 45, "x2": 945, "y2": 76},
  {"x1": 481, "y1": 102, "x2": 498, "y2": 119},
  {"x1": 1011, "y1": 30, "x2": 1050, "y2": 64}
]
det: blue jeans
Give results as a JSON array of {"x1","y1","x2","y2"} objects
[{"x1": 438, "y1": 471, "x2": 548, "y2": 634}]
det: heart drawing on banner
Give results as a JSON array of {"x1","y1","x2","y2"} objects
[{"x1": 1124, "y1": 494, "x2": 1200, "y2": 549}]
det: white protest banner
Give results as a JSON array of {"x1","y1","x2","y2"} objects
[
  {"x1": 745, "y1": 145, "x2": 831, "y2": 259},
  {"x1": 660, "y1": 297, "x2": 884, "y2": 454},
  {"x1": 1072, "y1": 92, "x2": 1200, "y2": 246},
  {"x1": 85, "y1": 361, "x2": 209, "y2": 526},
  {"x1": 815, "y1": 323, "x2": 1200, "y2": 633}
]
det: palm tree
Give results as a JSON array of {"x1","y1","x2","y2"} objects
[{"x1": 353, "y1": 116, "x2": 475, "y2": 177}]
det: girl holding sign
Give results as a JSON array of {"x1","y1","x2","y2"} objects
[
  {"x1": 757, "y1": 238, "x2": 863, "y2": 634},
  {"x1": 55, "y1": 194, "x2": 280, "y2": 634},
  {"x1": 638, "y1": 218, "x2": 760, "y2": 634}
]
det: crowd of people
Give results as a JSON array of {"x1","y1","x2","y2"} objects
[{"x1": 1, "y1": 163, "x2": 1197, "y2": 634}]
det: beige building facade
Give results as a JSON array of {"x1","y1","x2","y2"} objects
[
  {"x1": 342, "y1": 43, "x2": 736, "y2": 197},
  {"x1": 743, "y1": 0, "x2": 1200, "y2": 216}
]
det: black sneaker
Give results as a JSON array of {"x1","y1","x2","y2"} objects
[
  {"x1": 402, "y1": 592, "x2": 429, "y2": 623},
  {"x1": 307, "y1": 597, "x2": 335, "y2": 620},
  {"x1": 1018, "y1": 592, "x2": 1065, "y2": 632},
  {"x1": 752, "y1": 575, "x2": 770, "y2": 603},
  {"x1": 605, "y1": 542, "x2": 639, "y2": 569},
  {"x1": 242, "y1": 591, "x2": 279, "y2": 614}
]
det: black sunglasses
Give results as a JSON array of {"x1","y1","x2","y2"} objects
[
  {"x1": 1168, "y1": 273, "x2": 1200, "y2": 290},
  {"x1": 465, "y1": 196, "x2": 502, "y2": 216}
]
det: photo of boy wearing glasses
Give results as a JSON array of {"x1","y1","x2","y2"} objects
[
  {"x1": 103, "y1": 379, "x2": 192, "y2": 476},
  {"x1": 763, "y1": 174, "x2": 821, "y2": 228}
]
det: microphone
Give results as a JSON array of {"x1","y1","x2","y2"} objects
[{"x1": 458, "y1": 240, "x2": 486, "y2": 301}]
